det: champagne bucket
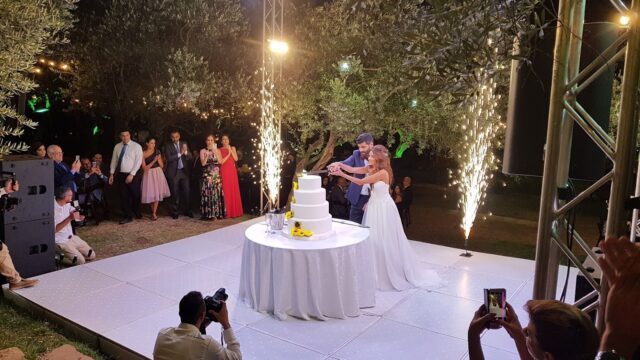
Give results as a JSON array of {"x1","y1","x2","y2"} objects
[{"x1": 267, "y1": 211, "x2": 285, "y2": 230}]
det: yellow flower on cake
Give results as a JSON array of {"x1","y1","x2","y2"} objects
[{"x1": 285, "y1": 211, "x2": 294, "y2": 220}]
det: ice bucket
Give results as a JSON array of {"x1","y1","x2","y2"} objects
[{"x1": 266, "y1": 211, "x2": 285, "y2": 231}]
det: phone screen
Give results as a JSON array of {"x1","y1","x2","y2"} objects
[
  {"x1": 75, "y1": 155, "x2": 80, "y2": 162},
  {"x1": 484, "y1": 288, "x2": 506, "y2": 320},
  {"x1": 72, "y1": 200, "x2": 80, "y2": 209}
]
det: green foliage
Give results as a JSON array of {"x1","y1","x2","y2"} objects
[
  {"x1": 67, "y1": 0, "x2": 251, "y2": 136},
  {"x1": 0, "y1": 0, "x2": 77, "y2": 157}
]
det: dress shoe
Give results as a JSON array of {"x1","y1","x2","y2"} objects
[
  {"x1": 184, "y1": 212, "x2": 194, "y2": 218},
  {"x1": 119, "y1": 218, "x2": 133, "y2": 225},
  {"x1": 172, "y1": 214, "x2": 179, "y2": 219},
  {"x1": 10, "y1": 278, "x2": 39, "y2": 290}
]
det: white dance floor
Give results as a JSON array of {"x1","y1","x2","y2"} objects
[{"x1": 3, "y1": 218, "x2": 577, "y2": 360}]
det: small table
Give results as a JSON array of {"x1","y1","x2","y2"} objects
[{"x1": 239, "y1": 221, "x2": 375, "y2": 320}]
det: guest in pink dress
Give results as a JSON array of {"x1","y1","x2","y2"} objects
[
  {"x1": 141, "y1": 137, "x2": 171, "y2": 220},
  {"x1": 219, "y1": 135, "x2": 243, "y2": 218}
]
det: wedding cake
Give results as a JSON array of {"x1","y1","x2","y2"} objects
[{"x1": 287, "y1": 174, "x2": 333, "y2": 239}]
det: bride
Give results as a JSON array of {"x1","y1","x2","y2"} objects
[{"x1": 330, "y1": 144, "x2": 441, "y2": 291}]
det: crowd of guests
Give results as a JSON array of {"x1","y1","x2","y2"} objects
[
  {"x1": 42, "y1": 129, "x2": 244, "y2": 226},
  {"x1": 321, "y1": 173, "x2": 413, "y2": 227}
]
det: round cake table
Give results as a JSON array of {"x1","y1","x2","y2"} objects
[{"x1": 239, "y1": 220, "x2": 375, "y2": 320}]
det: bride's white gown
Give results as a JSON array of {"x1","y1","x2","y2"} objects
[{"x1": 363, "y1": 181, "x2": 442, "y2": 291}]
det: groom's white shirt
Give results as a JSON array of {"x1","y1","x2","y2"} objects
[{"x1": 360, "y1": 159, "x2": 370, "y2": 195}]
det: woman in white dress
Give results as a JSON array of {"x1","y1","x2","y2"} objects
[{"x1": 330, "y1": 145, "x2": 440, "y2": 291}]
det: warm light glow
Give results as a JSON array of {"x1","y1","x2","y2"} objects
[
  {"x1": 60, "y1": 63, "x2": 69, "y2": 70},
  {"x1": 339, "y1": 61, "x2": 350, "y2": 72},
  {"x1": 48, "y1": 61, "x2": 55, "y2": 67},
  {"x1": 451, "y1": 66, "x2": 502, "y2": 240},
  {"x1": 38, "y1": 58, "x2": 46, "y2": 64},
  {"x1": 31, "y1": 67, "x2": 42, "y2": 74},
  {"x1": 268, "y1": 39, "x2": 289, "y2": 54},
  {"x1": 620, "y1": 15, "x2": 631, "y2": 27}
]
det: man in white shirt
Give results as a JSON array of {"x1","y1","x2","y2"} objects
[
  {"x1": 154, "y1": 291, "x2": 241, "y2": 360},
  {"x1": 109, "y1": 130, "x2": 143, "y2": 224},
  {"x1": 54, "y1": 186, "x2": 96, "y2": 265}
]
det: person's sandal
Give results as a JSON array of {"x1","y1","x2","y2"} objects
[
  {"x1": 151, "y1": 215, "x2": 158, "y2": 221},
  {"x1": 9, "y1": 279, "x2": 39, "y2": 290}
]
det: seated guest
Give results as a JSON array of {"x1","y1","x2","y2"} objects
[
  {"x1": 0, "y1": 179, "x2": 39, "y2": 290},
  {"x1": 54, "y1": 186, "x2": 96, "y2": 265},
  {"x1": 468, "y1": 299, "x2": 598, "y2": 360},
  {"x1": 92, "y1": 153, "x2": 109, "y2": 175},
  {"x1": 77, "y1": 157, "x2": 109, "y2": 222},
  {"x1": 598, "y1": 236, "x2": 640, "y2": 360},
  {"x1": 32, "y1": 141, "x2": 46, "y2": 159},
  {"x1": 154, "y1": 291, "x2": 241, "y2": 360},
  {"x1": 329, "y1": 177, "x2": 349, "y2": 220},
  {"x1": 48, "y1": 144, "x2": 82, "y2": 194}
]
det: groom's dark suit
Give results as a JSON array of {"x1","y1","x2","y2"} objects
[{"x1": 341, "y1": 150, "x2": 369, "y2": 224}]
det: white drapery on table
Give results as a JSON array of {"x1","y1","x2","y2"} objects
[{"x1": 239, "y1": 221, "x2": 375, "y2": 320}]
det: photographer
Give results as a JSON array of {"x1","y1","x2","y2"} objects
[
  {"x1": 468, "y1": 300, "x2": 598, "y2": 360},
  {"x1": 153, "y1": 291, "x2": 241, "y2": 360},
  {"x1": 0, "y1": 179, "x2": 39, "y2": 290},
  {"x1": 54, "y1": 186, "x2": 96, "y2": 265}
]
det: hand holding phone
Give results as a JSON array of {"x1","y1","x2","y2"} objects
[
  {"x1": 75, "y1": 155, "x2": 80, "y2": 162},
  {"x1": 484, "y1": 288, "x2": 507, "y2": 325}
]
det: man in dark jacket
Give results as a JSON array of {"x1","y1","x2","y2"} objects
[
  {"x1": 163, "y1": 130, "x2": 193, "y2": 218},
  {"x1": 48, "y1": 144, "x2": 82, "y2": 194}
]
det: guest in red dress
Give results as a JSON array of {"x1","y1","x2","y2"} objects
[{"x1": 219, "y1": 135, "x2": 243, "y2": 218}]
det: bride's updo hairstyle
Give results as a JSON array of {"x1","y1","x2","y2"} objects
[{"x1": 369, "y1": 144, "x2": 394, "y2": 185}]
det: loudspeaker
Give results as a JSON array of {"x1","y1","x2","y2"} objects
[
  {"x1": 2, "y1": 218, "x2": 56, "y2": 278},
  {"x1": 0, "y1": 155, "x2": 54, "y2": 224},
  {"x1": 574, "y1": 247, "x2": 603, "y2": 322},
  {"x1": 503, "y1": 2, "x2": 618, "y2": 180}
]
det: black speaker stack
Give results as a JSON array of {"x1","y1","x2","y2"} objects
[{"x1": 1, "y1": 155, "x2": 56, "y2": 280}]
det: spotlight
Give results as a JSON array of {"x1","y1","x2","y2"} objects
[
  {"x1": 620, "y1": 15, "x2": 631, "y2": 27},
  {"x1": 409, "y1": 99, "x2": 418, "y2": 108},
  {"x1": 268, "y1": 39, "x2": 289, "y2": 54}
]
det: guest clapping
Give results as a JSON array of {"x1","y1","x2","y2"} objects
[
  {"x1": 218, "y1": 135, "x2": 243, "y2": 218},
  {"x1": 141, "y1": 137, "x2": 170, "y2": 221},
  {"x1": 163, "y1": 130, "x2": 193, "y2": 219},
  {"x1": 598, "y1": 237, "x2": 640, "y2": 359},
  {"x1": 199, "y1": 135, "x2": 226, "y2": 220}
]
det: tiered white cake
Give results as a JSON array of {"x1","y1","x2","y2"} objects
[{"x1": 289, "y1": 174, "x2": 333, "y2": 238}]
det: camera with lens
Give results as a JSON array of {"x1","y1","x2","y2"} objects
[
  {"x1": 203, "y1": 288, "x2": 228, "y2": 321},
  {"x1": 0, "y1": 172, "x2": 20, "y2": 212}
]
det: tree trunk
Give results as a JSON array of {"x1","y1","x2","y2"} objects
[{"x1": 311, "y1": 131, "x2": 337, "y2": 171}]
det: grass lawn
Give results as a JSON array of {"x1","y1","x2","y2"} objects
[{"x1": 0, "y1": 214, "x2": 247, "y2": 359}]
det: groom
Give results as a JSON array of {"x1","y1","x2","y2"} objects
[{"x1": 328, "y1": 133, "x2": 374, "y2": 224}]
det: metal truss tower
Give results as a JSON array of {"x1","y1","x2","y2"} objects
[
  {"x1": 533, "y1": 0, "x2": 640, "y2": 330},
  {"x1": 259, "y1": 0, "x2": 285, "y2": 213}
]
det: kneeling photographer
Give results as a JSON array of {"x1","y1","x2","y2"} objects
[
  {"x1": 153, "y1": 289, "x2": 241, "y2": 360},
  {"x1": 0, "y1": 177, "x2": 39, "y2": 290}
]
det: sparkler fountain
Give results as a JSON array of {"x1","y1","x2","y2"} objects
[{"x1": 451, "y1": 67, "x2": 504, "y2": 257}]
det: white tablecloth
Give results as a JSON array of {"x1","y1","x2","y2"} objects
[{"x1": 239, "y1": 221, "x2": 375, "y2": 320}]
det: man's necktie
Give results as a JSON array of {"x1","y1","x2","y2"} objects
[
  {"x1": 116, "y1": 143, "x2": 128, "y2": 173},
  {"x1": 175, "y1": 143, "x2": 184, "y2": 170}
]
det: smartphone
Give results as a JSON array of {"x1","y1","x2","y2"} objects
[
  {"x1": 91, "y1": 161, "x2": 97, "y2": 168},
  {"x1": 72, "y1": 200, "x2": 80, "y2": 209},
  {"x1": 75, "y1": 155, "x2": 80, "y2": 162},
  {"x1": 484, "y1": 288, "x2": 507, "y2": 320}
]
